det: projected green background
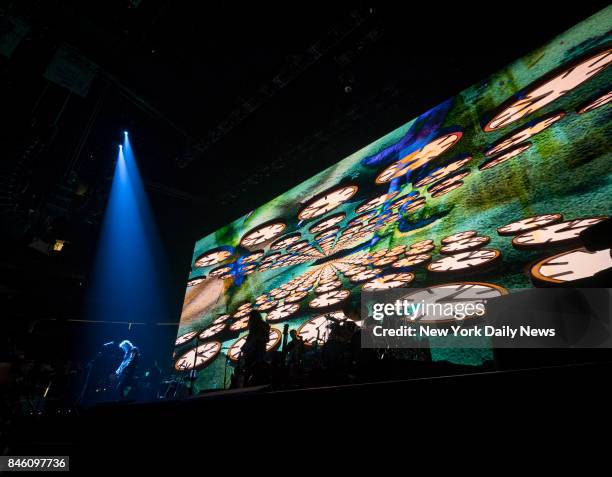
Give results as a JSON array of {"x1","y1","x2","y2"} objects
[{"x1": 175, "y1": 7, "x2": 612, "y2": 391}]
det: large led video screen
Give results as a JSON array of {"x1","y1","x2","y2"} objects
[{"x1": 175, "y1": 8, "x2": 611, "y2": 391}]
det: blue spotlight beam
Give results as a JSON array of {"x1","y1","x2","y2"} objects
[{"x1": 88, "y1": 136, "x2": 170, "y2": 326}]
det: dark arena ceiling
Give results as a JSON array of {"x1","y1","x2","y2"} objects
[{"x1": 0, "y1": 1, "x2": 608, "y2": 344}]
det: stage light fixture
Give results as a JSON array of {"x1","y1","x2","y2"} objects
[{"x1": 52, "y1": 239, "x2": 67, "y2": 252}]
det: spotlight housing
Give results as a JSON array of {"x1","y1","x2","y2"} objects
[{"x1": 52, "y1": 239, "x2": 67, "y2": 252}]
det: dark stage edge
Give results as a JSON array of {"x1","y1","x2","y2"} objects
[{"x1": 4, "y1": 360, "x2": 612, "y2": 469}]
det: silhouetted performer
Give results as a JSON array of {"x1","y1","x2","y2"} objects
[
  {"x1": 285, "y1": 330, "x2": 305, "y2": 367},
  {"x1": 242, "y1": 311, "x2": 270, "y2": 381},
  {"x1": 115, "y1": 340, "x2": 139, "y2": 400},
  {"x1": 343, "y1": 303, "x2": 361, "y2": 323}
]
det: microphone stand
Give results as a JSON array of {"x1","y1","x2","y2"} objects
[{"x1": 78, "y1": 342, "x2": 112, "y2": 406}]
